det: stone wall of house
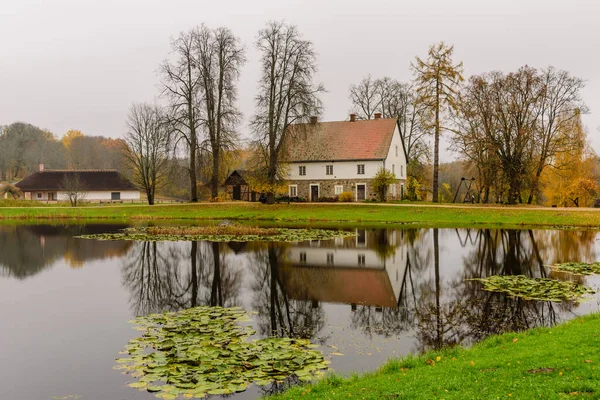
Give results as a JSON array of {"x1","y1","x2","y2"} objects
[{"x1": 287, "y1": 179, "x2": 405, "y2": 201}]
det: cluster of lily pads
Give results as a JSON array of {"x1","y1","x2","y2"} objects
[
  {"x1": 114, "y1": 306, "x2": 328, "y2": 399},
  {"x1": 78, "y1": 226, "x2": 354, "y2": 243},
  {"x1": 551, "y1": 262, "x2": 600, "y2": 276},
  {"x1": 468, "y1": 275, "x2": 595, "y2": 302}
]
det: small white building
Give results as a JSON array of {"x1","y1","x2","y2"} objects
[
  {"x1": 283, "y1": 113, "x2": 408, "y2": 201},
  {"x1": 15, "y1": 167, "x2": 140, "y2": 202}
]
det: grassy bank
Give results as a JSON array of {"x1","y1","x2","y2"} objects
[
  {"x1": 2, "y1": 202, "x2": 600, "y2": 228},
  {"x1": 271, "y1": 314, "x2": 600, "y2": 399}
]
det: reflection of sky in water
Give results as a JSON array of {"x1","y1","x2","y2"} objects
[{"x1": 1, "y1": 225, "x2": 600, "y2": 400}]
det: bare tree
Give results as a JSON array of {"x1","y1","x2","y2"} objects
[
  {"x1": 348, "y1": 74, "x2": 381, "y2": 120},
  {"x1": 412, "y1": 42, "x2": 464, "y2": 202},
  {"x1": 124, "y1": 103, "x2": 170, "y2": 205},
  {"x1": 61, "y1": 173, "x2": 87, "y2": 207},
  {"x1": 195, "y1": 25, "x2": 245, "y2": 199},
  {"x1": 251, "y1": 21, "x2": 324, "y2": 204},
  {"x1": 160, "y1": 30, "x2": 203, "y2": 202},
  {"x1": 527, "y1": 67, "x2": 587, "y2": 204}
]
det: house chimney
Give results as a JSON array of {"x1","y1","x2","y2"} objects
[
  {"x1": 374, "y1": 112, "x2": 382, "y2": 120},
  {"x1": 39, "y1": 164, "x2": 44, "y2": 172},
  {"x1": 349, "y1": 113, "x2": 356, "y2": 122},
  {"x1": 310, "y1": 116, "x2": 318, "y2": 124}
]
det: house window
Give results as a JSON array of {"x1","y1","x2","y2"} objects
[
  {"x1": 289, "y1": 185, "x2": 297, "y2": 197},
  {"x1": 299, "y1": 166, "x2": 306, "y2": 176},
  {"x1": 395, "y1": 145, "x2": 398, "y2": 157},
  {"x1": 400, "y1": 165, "x2": 404, "y2": 177},
  {"x1": 357, "y1": 164, "x2": 365, "y2": 175},
  {"x1": 111, "y1": 192, "x2": 121, "y2": 200},
  {"x1": 37, "y1": 193, "x2": 42, "y2": 199},
  {"x1": 390, "y1": 184, "x2": 396, "y2": 196},
  {"x1": 326, "y1": 165, "x2": 333, "y2": 175},
  {"x1": 300, "y1": 252, "x2": 307, "y2": 263},
  {"x1": 392, "y1": 164, "x2": 395, "y2": 174},
  {"x1": 327, "y1": 253, "x2": 334, "y2": 265},
  {"x1": 334, "y1": 185, "x2": 343, "y2": 195},
  {"x1": 358, "y1": 254, "x2": 366, "y2": 266}
]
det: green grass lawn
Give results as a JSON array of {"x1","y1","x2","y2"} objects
[
  {"x1": 271, "y1": 314, "x2": 600, "y2": 399},
  {"x1": 1, "y1": 201, "x2": 600, "y2": 229}
]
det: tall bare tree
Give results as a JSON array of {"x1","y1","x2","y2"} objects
[
  {"x1": 412, "y1": 42, "x2": 464, "y2": 202},
  {"x1": 160, "y1": 30, "x2": 203, "y2": 202},
  {"x1": 195, "y1": 25, "x2": 245, "y2": 199},
  {"x1": 124, "y1": 103, "x2": 170, "y2": 205},
  {"x1": 348, "y1": 74, "x2": 381, "y2": 120},
  {"x1": 349, "y1": 76, "x2": 429, "y2": 176},
  {"x1": 527, "y1": 67, "x2": 587, "y2": 204},
  {"x1": 251, "y1": 21, "x2": 324, "y2": 204}
]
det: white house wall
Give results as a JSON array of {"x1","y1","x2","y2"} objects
[
  {"x1": 288, "y1": 160, "x2": 384, "y2": 180},
  {"x1": 383, "y1": 125, "x2": 408, "y2": 179},
  {"x1": 29, "y1": 190, "x2": 141, "y2": 201}
]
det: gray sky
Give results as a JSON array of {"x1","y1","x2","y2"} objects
[{"x1": 1, "y1": 0, "x2": 599, "y2": 161}]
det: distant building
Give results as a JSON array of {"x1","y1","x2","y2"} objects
[
  {"x1": 283, "y1": 114, "x2": 408, "y2": 201},
  {"x1": 223, "y1": 170, "x2": 259, "y2": 201},
  {"x1": 15, "y1": 166, "x2": 140, "y2": 202}
]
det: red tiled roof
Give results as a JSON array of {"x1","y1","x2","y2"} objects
[
  {"x1": 15, "y1": 170, "x2": 138, "y2": 191},
  {"x1": 283, "y1": 118, "x2": 397, "y2": 162}
]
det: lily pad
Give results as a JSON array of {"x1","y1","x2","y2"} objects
[
  {"x1": 468, "y1": 275, "x2": 595, "y2": 302},
  {"x1": 117, "y1": 306, "x2": 328, "y2": 399},
  {"x1": 77, "y1": 226, "x2": 354, "y2": 243},
  {"x1": 550, "y1": 262, "x2": 600, "y2": 276}
]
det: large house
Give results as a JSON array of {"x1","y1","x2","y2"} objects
[
  {"x1": 16, "y1": 167, "x2": 140, "y2": 202},
  {"x1": 283, "y1": 114, "x2": 407, "y2": 201}
]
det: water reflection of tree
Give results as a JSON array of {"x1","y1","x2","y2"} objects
[
  {"x1": 414, "y1": 229, "x2": 565, "y2": 351},
  {"x1": 250, "y1": 244, "x2": 326, "y2": 342},
  {"x1": 0, "y1": 224, "x2": 131, "y2": 279},
  {"x1": 121, "y1": 241, "x2": 241, "y2": 316}
]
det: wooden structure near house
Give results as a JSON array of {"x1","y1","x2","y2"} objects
[{"x1": 224, "y1": 170, "x2": 258, "y2": 201}]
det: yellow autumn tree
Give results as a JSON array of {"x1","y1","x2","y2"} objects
[
  {"x1": 540, "y1": 111, "x2": 598, "y2": 207},
  {"x1": 62, "y1": 130, "x2": 85, "y2": 168}
]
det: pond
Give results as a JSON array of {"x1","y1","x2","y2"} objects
[{"x1": 1, "y1": 223, "x2": 600, "y2": 400}]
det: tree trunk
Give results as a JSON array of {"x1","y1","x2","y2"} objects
[
  {"x1": 189, "y1": 137, "x2": 198, "y2": 202},
  {"x1": 190, "y1": 241, "x2": 198, "y2": 308},
  {"x1": 432, "y1": 81, "x2": 440, "y2": 203},
  {"x1": 211, "y1": 147, "x2": 219, "y2": 199}
]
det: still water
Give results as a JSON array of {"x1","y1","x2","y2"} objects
[{"x1": 1, "y1": 224, "x2": 599, "y2": 400}]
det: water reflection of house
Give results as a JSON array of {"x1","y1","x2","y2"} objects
[{"x1": 279, "y1": 229, "x2": 407, "y2": 308}]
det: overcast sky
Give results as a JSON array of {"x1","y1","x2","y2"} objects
[{"x1": 1, "y1": 0, "x2": 599, "y2": 161}]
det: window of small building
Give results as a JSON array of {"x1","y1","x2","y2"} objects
[
  {"x1": 299, "y1": 166, "x2": 306, "y2": 176},
  {"x1": 289, "y1": 185, "x2": 297, "y2": 197},
  {"x1": 357, "y1": 164, "x2": 365, "y2": 175},
  {"x1": 326, "y1": 165, "x2": 333, "y2": 175},
  {"x1": 111, "y1": 192, "x2": 121, "y2": 200},
  {"x1": 334, "y1": 185, "x2": 343, "y2": 195},
  {"x1": 37, "y1": 193, "x2": 42, "y2": 199}
]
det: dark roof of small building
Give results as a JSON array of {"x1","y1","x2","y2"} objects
[
  {"x1": 283, "y1": 118, "x2": 398, "y2": 162},
  {"x1": 15, "y1": 170, "x2": 138, "y2": 191},
  {"x1": 224, "y1": 169, "x2": 259, "y2": 186}
]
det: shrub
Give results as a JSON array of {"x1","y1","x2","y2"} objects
[
  {"x1": 316, "y1": 196, "x2": 338, "y2": 202},
  {"x1": 339, "y1": 191, "x2": 354, "y2": 202}
]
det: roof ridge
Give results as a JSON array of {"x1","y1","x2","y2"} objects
[{"x1": 41, "y1": 169, "x2": 119, "y2": 172}]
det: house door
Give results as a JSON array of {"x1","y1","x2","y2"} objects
[
  {"x1": 356, "y1": 184, "x2": 366, "y2": 201},
  {"x1": 233, "y1": 185, "x2": 242, "y2": 200},
  {"x1": 310, "y1": 185, "x2": 319, "y2": 202}
]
